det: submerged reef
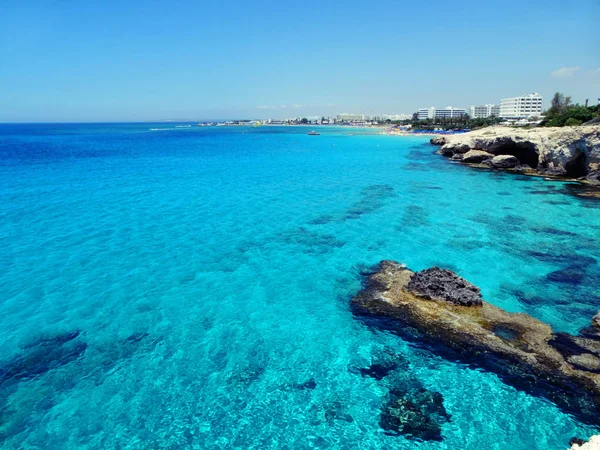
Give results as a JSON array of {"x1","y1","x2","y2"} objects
[
  {"x1": 349, "y1": 348, "x2": 450, "y2": 441},
  {"x1": 431, "y1": 125, "x2": 600, "y2": 189},
  {"x1": 0, "y1": 331, "x2": 87, "y2": 386},
  {"x1": 351, "y1": 261, "x2": 600, "y2": 425}
]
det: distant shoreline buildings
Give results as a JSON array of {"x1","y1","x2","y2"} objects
[
  {"x1": 243, "y1": 92, "x2": 546, "y2": 126},
  {"x1": 417, "y1": 93, "x2": 544, "y2": 121},
  {"x1": 417, "y1": 107, "x2": 467, "y2": 120}
]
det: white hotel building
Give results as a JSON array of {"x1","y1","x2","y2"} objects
[
  {"x1": 469, "y1": 104, "x2": 500, "y2": 119},
  {"x1": 499, "y1": 93, "x2": 543, "y2": 119},
  {"x1": 336, "y1": 113, "x2": 365, "y2": 122},
  {"x1": 417, "y1": 106, "x2": 467, "y2": 120}
]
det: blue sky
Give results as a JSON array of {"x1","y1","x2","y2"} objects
[{"x1": 1, "y1": 0, "x2": 599, "y2": 122}]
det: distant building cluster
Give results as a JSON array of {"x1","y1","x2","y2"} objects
[
  {"x1": 417, "y1": 93, "x2": 544, "y2": 121},
  {"x1": 417, "y1": 107, "x2": 467, "y2": 120},
  {"x1": 254, "y1": 93, "x2": 546, "y2": 127},
  {"x1": 335, "y1": 113, "x2": 412, "y2": 123}
]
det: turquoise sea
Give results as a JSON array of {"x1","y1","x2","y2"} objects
[{"x1": 0, "y1": 123, "x2": 599, "y2": 449}]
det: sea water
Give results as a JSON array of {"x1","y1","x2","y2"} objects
[{"x1": 0, "y1": 123, "x2": 598, "y2": 449}]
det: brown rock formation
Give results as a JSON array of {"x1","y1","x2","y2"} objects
[{"x1": 351, "y1": 261, "x2": 600, "y2": 425}]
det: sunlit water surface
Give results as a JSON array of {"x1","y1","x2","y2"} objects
[{"x1": 0, "y1": 124, "x2": 599, "y2": 449}]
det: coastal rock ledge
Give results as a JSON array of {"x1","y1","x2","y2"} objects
[
  {"x1": 351, "y1": 261, "x2": 600, "y2": 425},
  {"x1": 431, "y1": 125, "x2": 600, "y2": 184},
  {"x1": 569, "y1": 435, "x2": 600, "y2": 450}
]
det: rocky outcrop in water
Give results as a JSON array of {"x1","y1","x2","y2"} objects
[
  {"x1": 431, "y1": 126, "x2": 600, "y2": 181},
  {"x1": 351, "y1": 261, "x2": 600, "y2": 425},
  {"x1": 407, "y1": 267, "x2": 482, "y2": 306},
  {"x1": 461, "y1": 150, "x2": 493, "y2": 163},
  {"x1": 594, "y1": 312, "x2": 600, "y2": 330},
  {"x1": 490, "y1": 154, "x2": 519, "y2": 168},
  {"x1": 429, "y1": 136, "x2": 447, "y2": 146}
]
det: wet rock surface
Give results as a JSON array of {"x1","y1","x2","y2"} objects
[
  {"x1": 351, "y1": 261, "x2": 600, "y2": 425},
  {"x1": 585, "y1": 170, "x2": 600, "y2": 186},
  {"x1": 429, "y1": 136, "x2": 447, "y2": 146},
  {"x1": 407, "y1": 267, "x2": 483, "y2": 306},
  {"x1": 461, "y1": 150, "x2": 494, "y2": 163},
  {"x1": 490, "y1": 154, "x2": 520, "y2": 168}
]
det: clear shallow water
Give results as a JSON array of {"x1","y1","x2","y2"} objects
[{"x1": 0, "y1": 123, "x2": 599, "y2": 449}]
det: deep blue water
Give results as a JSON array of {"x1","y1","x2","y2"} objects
[{"x1": 0, "y1": 123, "x2": 599, "y2": 449}]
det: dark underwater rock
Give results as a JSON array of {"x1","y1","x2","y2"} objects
[
  {"x1": 568, "y1": 435, "x2": 600, "y2": 449},
  {"x1": 21, "y1": 330, "x2": 81, "y2": 349},
  {"x1": 546, "y1": 267, "x2": 586, "y2": 285},
  {"x1": 351, "y1": 261, "x2": 600, "y2": 425},
  {"x1": 407, "y1": 267, "x2": 483, "y2": 306},
  {"x1": 349, "y1": 345, "x2": 449, "y2": 441},
  {"x1": 352, "y1": 348, "x2": 408, "y2": 380},
  {"x1": 525, "y1": 249, "x2": 596, "y2": 269},
  {"x1": 344, "y1": 185, "x2": 396, "y2": 220},
  {"x1": 530, "y1": 226, "x2": 579, "y2": 237},
  {"x1": 293, "y1": 378, "x2": 317, "y2": 390},
  {"x1": 0, "y1": 331, "x2": 87, "y2": 386},
  {"x1": 570, "y1": 437, "x2": 586, "y2": 447},
  {"x1": 380, "y1": 388, "x2": 450, "y2": 441}
]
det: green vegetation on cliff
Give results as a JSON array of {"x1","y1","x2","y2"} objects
[{"x1": 542, "y1": 92, "x2": 599, "y2": 127}]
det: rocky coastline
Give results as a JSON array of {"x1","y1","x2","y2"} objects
[
  {"x1": 430, "y1": 126, "x2": 600, "y2": 188},
  {"x1": 351, "y1": 261, "x2": 600, "y2": 428},
  {"x1": 569, "y1": 435, "x2": 600, "y2": 450}
]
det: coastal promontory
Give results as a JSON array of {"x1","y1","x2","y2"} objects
[{"x1": 431, "y1": 125, "x2": 600, "y2": 185}]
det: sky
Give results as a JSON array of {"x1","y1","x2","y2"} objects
[{"x1": 0, "y1": 0, "x2": 599, "y2": 122}]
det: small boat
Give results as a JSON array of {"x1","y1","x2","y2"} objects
[{"x1": 307, "y1": 131, "x2": 320, "y2": 136}]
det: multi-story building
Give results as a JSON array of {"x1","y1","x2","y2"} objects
[
  {"x1": 499, "y1": 93, "x2": 543, "y2": 119},
  {"x1": 417, "y1": 107, "x2": 467, "y2": 120},
  {"x1": 468, "y1": 104, "x2": 500, "y2": 119},
  {"x1": 336, "y1": 113, "x2": 365, "y2": 122},
  {"x1": 417, "y1": 107, "x2": 435, "y2": 120},
  {"x1": 383, "y1": 113, "x2": 412, "y2": 121}
]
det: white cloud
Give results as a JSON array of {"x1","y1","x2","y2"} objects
[
  {"x1": 550, "y1": 66, "x2": 580, "y2": 78},
  {"x1": 292, "y1": 104, "x2": 303, "y2": 108},
  {"x1": 256, "y1": 105, "x2": 277, "y2": 109}
]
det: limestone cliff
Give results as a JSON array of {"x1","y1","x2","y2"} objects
[{"x1": 431, "y1": 126, "x2": 600, "y2": 183}]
